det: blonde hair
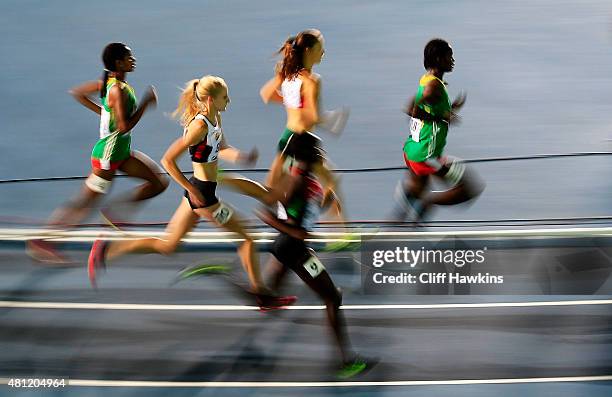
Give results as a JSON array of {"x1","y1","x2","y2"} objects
[{"x1": 172, "y1": 75, "x2": 228, "y2": 126}]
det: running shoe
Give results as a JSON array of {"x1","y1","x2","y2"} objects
[
  {"x1": 337, "y1": 357, "x2": 369, "y2": 379},
  {"x1": 322, "y1": 233, "x2": 360, "y2": 252},
  {"x1": 392, "y1": 181, "x2": 427, "y2": 224},
  {"x1": 176, "y1": 264, "x2": 232, "y2": 281},
  {"x1": 88, "y1": 240, "x2": 108, "y2": 288},
  {"x1": 254, "y1": 292, "x2": 298, "y2": 312},
  {"x1": 174, "y1": 263, "x2": 297, "y2": 310},
  {"x1": 26, "y1": 239, "x2": 71, "y2": 264}
]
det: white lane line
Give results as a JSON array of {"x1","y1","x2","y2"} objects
[
  {"x1": 2, "y1": 226, "x2": 612, "y2": 242},
  {"x1": 0, "y1": 375, "x2": 610, "y2": 387},
  {"x1": 0, "y1": 300, "x2": 611, "y2": 311}
]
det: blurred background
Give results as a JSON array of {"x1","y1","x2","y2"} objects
[{"x1": 1, "y1": 0, "x2": 612, "y2": 223}]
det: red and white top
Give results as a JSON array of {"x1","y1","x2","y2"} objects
[{"x1": 185, "y1": 114, "x2": 223, "y2": 163}]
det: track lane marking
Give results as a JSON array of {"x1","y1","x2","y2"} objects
[
  {"x1": 1, "y1": 299, "x2": 611, "y2": 311},
  {"x1": 1, "y1": 375, "x2": 611, "y2": 387}
]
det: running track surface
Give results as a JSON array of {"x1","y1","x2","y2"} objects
[{"x1": 0, "y1": 244, "x2": 611, "y2": 397}]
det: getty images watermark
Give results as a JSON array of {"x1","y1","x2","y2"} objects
[
  {"x1": 361, "y1": 239, "x2": 506, "y2": 294},
  {"x1": 370, "y1": 246, "x2": 502, "y2": 284},
  {"x1": 359, "y1": 235, "x2": 612, "y2": 295}
]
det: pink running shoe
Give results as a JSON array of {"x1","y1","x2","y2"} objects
[
  {"x1": 26, "y1": 239, "x2": 71, "y2": 264},
  {"x1": 88, "y1": 240, "x2": 108, "y2": 288},
  {"x1": 255, "y1": 293, "x2": 298, "y2": 312}
]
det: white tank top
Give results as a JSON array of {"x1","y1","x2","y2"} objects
[
  {"x1": 185, "y1": 114, "x2": 223, "y2": 163},
  {"x1": 280, "y1": 73, "x2": 321, "y2": 109},
  {"x1": 281, "y1": 77, "x2": 303, "y2": 109}
]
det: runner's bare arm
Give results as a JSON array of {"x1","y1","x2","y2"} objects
[
  {"x1": 161, "y1": 121, "x2": 206, "y2": 193},
  {"x1": 108, "y1": 85, "x2": 157, "y2": 134},
  {"x1": 405, "y1": 79, "x2": 447, "y2": 122},
  {"x1": 452, "y1": 91, "x2": 467, "y2": 111},
  {"x1": 260, "y1": 74, "x2": 284, "y2": 104},
  {"x1": 69, "y1": 81, "x2": 102, "y2": 115},
  {"x1": 256, "y1": 208, "x2": 308, "y2": 240},
  {"x1": 218, "y1": 134, "x2": 258, "y2": 165}
]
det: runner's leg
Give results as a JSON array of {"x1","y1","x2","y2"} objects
[
  {"x1": 118, "y1": 150, "x2": 169, "y2": 202},
  {"x1": 105, "y1": 198, "x2": 197, "y2": 260}
]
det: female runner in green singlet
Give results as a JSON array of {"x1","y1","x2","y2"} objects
[{"x1": 26, "y1": 43, "x2": 168, "y2": 263}]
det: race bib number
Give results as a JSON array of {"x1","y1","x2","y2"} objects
[
  {"x1": 212, "y1": 203, "x2": 233, "y2": 225},
  {"x1": 303, "y1": 253, "x2": 325, "y2": 278},
  {"x1": 410, "y1": 117, "x2": 423, "y2": 142}
]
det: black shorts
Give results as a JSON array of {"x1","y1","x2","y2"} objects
[
  {"x1": 271, "y1": 232, "x2": 341, "y2": 305},
  {"x1": 184, "y1": 177, "x2": 219, "y2": 209},
  {"x1": 271, "y1": 233, "x2": 311, "y2": 270}
]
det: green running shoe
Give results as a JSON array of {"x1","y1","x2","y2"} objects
[
  {"x1": 337, "y1": 358, "x2": 368, "y2": 379},
  {"x1": 322, "y1": 233, "x2": 360, "y2": 253},
  {"x1": 177, "y1": 264, "x2": 231, "y2": 281}
]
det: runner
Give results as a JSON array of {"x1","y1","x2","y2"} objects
[
  {"x1": 26, "y1": 43, "x2": 168, "y2": 263},
  {"x1": 258, "y1": 29, "x2": 348, "y2": 240},
  {"x1": 394, "y1": 38, "x2": 484, "y2": 224},
  {"x1": 261, "y1": 29, "x2": 348, "y2": 179},
  {"x1": 88, "y1": 75, "x2": 293, "y2": 308},
  {"x1": 255, "y1": 132, "x2": 370, "y2": 378}
]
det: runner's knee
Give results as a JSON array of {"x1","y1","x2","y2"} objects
[
  {"x1": 157, "y1": 174, "x2": 170, "y2": 191},
  {"x1": 461, "y1": 167, "x2": 485, "y2": 199},
  {"x1": 154, "y1": 239, "x2": 179, "y2": 255},
  {"x1": 86, "y1": 174, "x2": 112, "y2": 194},
  {"x1": 149, "y1": 174, "x2": 169, "y2": 194}
]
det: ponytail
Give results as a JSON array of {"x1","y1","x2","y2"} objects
[
  {"x1": 100, "y1": 69, "x2": 110, "y2": 99},
  {"x1": 172, "y1": 79, "x2": 200, "y2": 127},
  {"x1": 275, "y1": 29, "x2": 322, "y2": 81},
  {"x1": 276, "y1": 36, "x2": 298, "y2": 81},
  {"x1": 173, "y1": 76, "x2": 228, "y2": 127}
]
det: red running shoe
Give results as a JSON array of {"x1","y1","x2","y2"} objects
[
  {"x1": 255, "y1": 294, "x2": 298, "y2": 312},
  {"x1": 26, "y1": 239, "x2": 71, "y2": 264},
  {"x1": 88, "y1": 240, "x2": 108, "y2": 288}
]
